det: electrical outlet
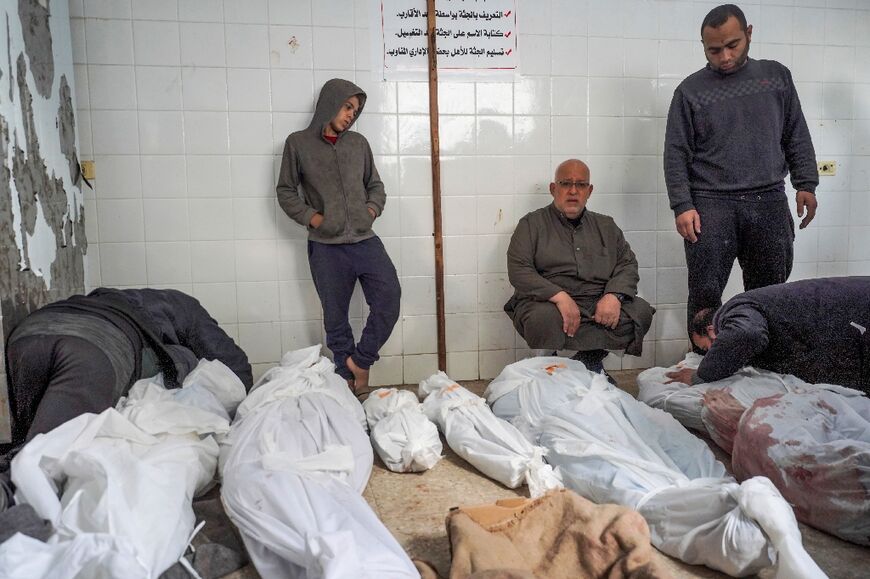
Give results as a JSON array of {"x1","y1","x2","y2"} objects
[
  {"x1": 81, "y1": 160, "x2": 95, "y2": 180},
  {"x1": 817, "y1": 160, "x2": 837, "y2": 176}
]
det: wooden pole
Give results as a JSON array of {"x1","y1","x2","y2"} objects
[{"x1": 426, "y1": 0, "x2": 447, "y2": 372}]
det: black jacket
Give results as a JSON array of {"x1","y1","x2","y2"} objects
[
  {"x1": 86, "y1": 288, "x2": 254, "y2": 389},
  {"x1": 698, "y1": 277, "x2": 870, "y2": 391}
]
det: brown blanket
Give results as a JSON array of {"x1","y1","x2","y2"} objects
[{"x1": 416, "y1": 489, "x2": 670, "y2": 579}]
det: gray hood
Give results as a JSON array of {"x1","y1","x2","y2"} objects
[{"x1": 309, "y1": 78, "x2": 367, "y2": 137}]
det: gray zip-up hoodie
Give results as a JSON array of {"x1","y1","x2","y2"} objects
[{"x1": 276, "y1": 79, "x2": 386, "y2": 244}]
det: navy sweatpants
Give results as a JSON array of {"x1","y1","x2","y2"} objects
[
  {"x1": 308, "y1": 236, "x2": 401, "y2": 380},
  {"x1": 685, "y1": 194, "x2": 794, "y2": 337}
]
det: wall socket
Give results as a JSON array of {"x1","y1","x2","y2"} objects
[{"x1": 817, "y1": 160, "x2": 837, "y2": 176}]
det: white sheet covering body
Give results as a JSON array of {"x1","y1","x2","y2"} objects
[
  {"x1": 219, "y1": 346, "x2": 418, "y2": 579},
  {"x1": 363, "y1": 388, "x2": 442, "y2": 472},
  {"x1": 635, "y1": 354, "x2": 859, "y2": 453},
  {"x1": 485, "y1": 357, "x2": 826, "y2": 579},
  {"x1": 733, "y1": 390, "x2": 870, "y2": 546},
  {"x1": 418, "y1": 372, "x2": 561, "y2": 498},
  {"x1": 1, "y1": 359, "x2": 246, "y2": 578}
]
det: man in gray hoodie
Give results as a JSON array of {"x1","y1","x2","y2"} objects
[{"x1": 277, "y1": 79, "x2": 400, "y2": 394}]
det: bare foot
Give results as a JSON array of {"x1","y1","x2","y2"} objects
[
  {"x1": 346, "y1": 355, "x2": 370, "y2": 391},
  {"x1": 345, "y1": 377, "x2": 355, "y2": 392}
]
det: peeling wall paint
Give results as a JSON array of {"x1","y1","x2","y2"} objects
[{"x1": 0, "y1": 0, "x2": 85, "y2": 341}]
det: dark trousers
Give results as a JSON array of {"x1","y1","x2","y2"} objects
[
  {"x1": 685, "y1": 195, "x2": 794, "y2": 339},
  {"x1": 308, "y1": 236, "x2": 401, "y2": 380},
  {"x1": 7, "y1": 335, "x2": 122, "y2": 445}
]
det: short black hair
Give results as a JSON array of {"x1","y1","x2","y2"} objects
[
  {"x1": 690, "y1": 307, "x2": 717, "y2": 337},
  {"x1": 702, "y1": 4, "x2": 748, "y2": 35}
]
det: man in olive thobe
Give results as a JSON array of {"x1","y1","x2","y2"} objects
[{"x1": 505, "y1": 159, "x2": 655, "y2": 373}]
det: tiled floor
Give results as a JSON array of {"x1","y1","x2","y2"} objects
[{"x1": 362, "y1": 372, "x2": 870, "y2": 579}]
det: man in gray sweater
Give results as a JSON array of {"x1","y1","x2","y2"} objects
[
  {"x1": 664, "y1": 4, "x2": 819, "y2": 346},
  {"x1": 277, "y1": 79, "x2": 400, "y2": 394}
]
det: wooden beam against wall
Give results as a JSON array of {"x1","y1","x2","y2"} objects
[{"x1": 426, "y1": 0, "x2": 446, "y2": 372}]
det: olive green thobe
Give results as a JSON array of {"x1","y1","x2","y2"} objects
[{"x1": 504, "y1": 204, "x2": 654, "y2": 355}]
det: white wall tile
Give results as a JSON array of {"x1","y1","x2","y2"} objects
[
  {"x1": 519, "y1": 34, "x2": 551, "y2": 76},
  {"x1": 276, "y1": 279, "x2": 322, "y2": 321},
  {"x1": 132, "y1": 0, "x2": 177, "y2": 20},
  {"x1": 269, "y1": 26, "x2": 313, "y2": 69},
  {"x1": 133, "y1": 21, "x2": 180, "y2": 65},
  {"x1": 237, "y1": 281, "x2": 280, "y2": 322},
  {"x1": 191, "y1": 240, "x2": 235, "y2": 282},
  {"x1": 447, "y1": 352, "x2": 479, "y2": 381},
  {"x1": 552, "y1": 116, "x2": 588, "y2": 155},
  {"x1": 88, "y1": 65, "x2": 136, "y2": 109},
  {"x1": 234, "y1": 239, "x2": 278, "y2": 281},
  {"x1": 178, "y1": 0, "x2": 222, "y2": 22},
  {"x1": 623, "y1": 78, "x2": 656, "y2": 117},
  {"x1": 402, "y1": 315, "x2": 437, "y2": 355},
  {"x1": 187, "y1": 156, "x2": 231, "y2": 197},
  {"x1": 478, "y1": 313, "x2": 515, "y2": 350},
  {"x1": 588, "y1": 117, "x2": 624, "y2": 155},
  {"x1": 85, "y1": 18, "x2": 134, "y2": 65},
  {"x1": 369, "y1": 355, "x2": 404, "y2": 386},
  {"x1": 238, "y1": 322, "x2": 282, "y2": 364},
  {"x1": 551, "y1": 36, "x2": 587, "y2": 76},
  {"x1": 136, "y1": 66, "x2": 182, "y2": 109},
  {"x1": 588, "y1": 0, "x2": 622, "y2": 38},
  {"x1": 182, "y1": 67, "x2": 227, "y2": 110},
  {"x1": 138, "y1": 111, "x2": 184, "y2": 154},
  {"x1": 656, "y1": 267, "x2": 688, "y2": 305},
  {"x1": 184, "y1": 111, "x2": 229, "y2": 154},
  {"x1": 403, "y1": 354, "x2": 439, "y2": 385},
  {"x1": 100, "y1": 242, "x2": 147, "y2": 285},
  {"x1": 401, "y1": 277, "x2": 437, "y2": 316},
  {"x1": 446, "y1": 313, "x2": 479, "y2": 352},
  {"x1": 793, "y1": 8, "x2": 826, "y2": 45},
  {"x1": 478, "y1": 274, "x2": 512, "y2": 313},
  {"x1": 233, "y1": 197, "x2": 276, "y2": 240},
  {"x1": 400, "y1": 237, "x2": 435, "y2": 277},
  {"x1": 230, "y1": 155, "x2": 274, "y2": 197},
  {"x1": 623, "y1": 38, "x2": 658, "y2": 78},
  {"x1": 271, "y1": 70, "x2": 315, "y2": 112},
  {"x1": 551, "y1": 0, "x2": 586, "y2": 36},
  {"x1": 144, "y1": 198, "x2": 188, "y2": 241},
  {"x1": 224, "y1": 0, "x2": 267, "y2": 23},
  {"x1": 277, "y1": 239, "x2": 311, "y2": 280},
  {"x1": 188, "y1": 198, "x2": 233, "y2": 239},
  {"x1": 94, "y1": 155, "x2": 142, "y2": 198},
  {"x1": 141, "y1": 155, "x2": 186, "y2": 198},
  {"x1": 92, "y1": 110, "x2": 139, "y2": 154},
  {"x1": 85, "y1": 0, "x2": 131, "y2": 19},
  {"x1": 228, "y1": 69, "x2": 271, "y2": 111},
  {"x1": 515, "y1": 77, "x2": 550, "y2": 116},
  {"x1": 98, "y1": 198, "x2": 144, "y2": 242},
  {"x1": 146, "y1": 241, "x2": 191, "y2": 283},
  {"x1": 229, "y1": 112, "x2": 274, "y2": 155},
  {"x1": 479, "y1": 349, "x2": 515, "y2": 380},
  {"x1": 192, "y1": 282, "x2": 237, "y2": 323},
  {"x1": 180, "y1": 22, "x2": 226, "y2": 66},
  {"x1": 589, "y1": 78, "x2": 623, "y2": 116},
  {"x1": 589, "y1": 37, "x2": 624, "y2": 77},
  {"x1": 268, "y1": 0, "x2": 310, "y2": 25},
  {"x1": 226, "y1": 24, "x2": 270, "y2": 68}
]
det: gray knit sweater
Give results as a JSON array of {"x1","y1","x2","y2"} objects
[{"x1": 664, "y1": 58, "x2": 818, "y2": 216}]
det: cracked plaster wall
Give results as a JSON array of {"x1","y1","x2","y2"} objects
[{"x1": 0, "y1": 0, "x2": 85, "y2": 442}]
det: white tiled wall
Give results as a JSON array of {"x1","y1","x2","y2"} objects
[{"x1": 72, "y1": 0, "x2": 870, "y2": 384}]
